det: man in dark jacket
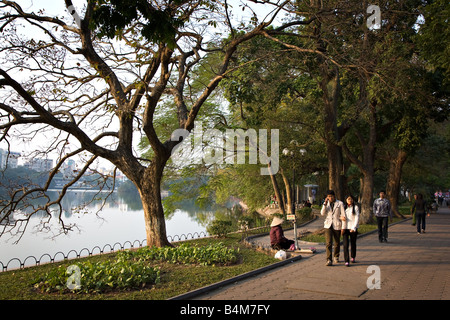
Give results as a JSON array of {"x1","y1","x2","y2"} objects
[
  {"x1": 373, "y1": 190, "x2": 392, "y2": 242},
  {"x1": 411, "y1": 193, "x2": 429, "y2": 234}
]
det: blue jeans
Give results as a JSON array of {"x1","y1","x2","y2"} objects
[{"x1": 376, "y1": 217, "x2": 389, "y2": 241}]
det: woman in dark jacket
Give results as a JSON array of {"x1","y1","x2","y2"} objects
[
  {"x1": 411, "y1": 193, "x2": 430, "y2": 234},
  {"x1": 269, "y1": 217, "x2": 295, "y2": 250}
]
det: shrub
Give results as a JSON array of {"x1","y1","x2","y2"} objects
[
  {"x1": 33, "y1": 255, "x2": 160, "y2": 294},
  {"x1": 296, "y1": 207, "x2": 313, "y2": 220},
  {"x1": 121, "y1": 243, "x2": 239, "y2": 266},
  {"x1": 32, "y1": 243, "x2": 239, "y2": 294},
  {"x1": 207, "y1": 219, "x2": 233, "y2": 237}
]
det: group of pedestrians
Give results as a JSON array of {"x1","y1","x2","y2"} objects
[
  {"x1": 321, "y1": 189, "x2": 398, "y2": 266},
  {"x1": 320, "y1": 188, "x2": 434, "y2": 267},
  {"x1": 270, "y1": 188, "x2": 432, "y2": 267},
  {"x1": 320, "y1": 190, "x2": 361, "y2": 267}
]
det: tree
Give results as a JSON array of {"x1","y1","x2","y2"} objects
[
  {"x1": 415, "y1": 0, "x2": 450, "y2": 88},
  {"x1": 238, "y1": 0, "x2": 446, "y2": 223},
  {"x1": 0, "y1": 0, "x2": 280, "y2": 246},
  {"x1": 216, "y1": 33, "x2": 326, "y2": 214}
]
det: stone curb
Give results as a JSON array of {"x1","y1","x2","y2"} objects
[
  {"x1": 167, "y1": 254, "x2": 303, "y2": 300},
  {"x1": 168, "y1": 216, "x2": 319, "y2": 300}
]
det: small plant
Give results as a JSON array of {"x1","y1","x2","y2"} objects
[
  {"x1": 32, "y1": 243, "x2": 239, "y2": 294},
  {"x1": 207, "y1": 219, "x2": 233, "y2": 238},
  {"x1": 121, "y1": 242, "x2": 239, "y2": 266},
  {"x1": 296, "y1": 207, "x2": 313, "y2": 221},
  {"x1": 33, "y1": 256, "x2": 160, "y2": 294}
]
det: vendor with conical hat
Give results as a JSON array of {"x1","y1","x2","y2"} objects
[{"x1": 269, "y1": 216, "x2": 295, "y2": 250}]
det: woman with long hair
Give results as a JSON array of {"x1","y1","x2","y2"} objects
[{"x1": 341, "y1": 195, "x2": 360, "y2": 266}]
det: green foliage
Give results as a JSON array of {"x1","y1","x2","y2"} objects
[
  {"x1": 296, "y1": 206, "x2": 313, "y2": 220},
  {"x1": 0, "y1": 235, "x2": 276, "y2": 300},
  {"x1": 120, "y1": 242, "x2": 239, "y2": 266},
  {"x1": 205, "y1": 165, "x2": 275, "y2": 213},
  {"x1": 89, "y1": 0, "x2": 186, "y2": 48},
  {"x1": 415, "y1": 0, "x2": 450, "y2": 87},
  {"x1": 206, "y1": 219, "x2": 233, "y2": 238},
  {"x1": 33, "y1": 255, "x2": 160, "y2": 294},
  {"x1": 32, "y1": 242, "x2": 239, "y2": 294}
]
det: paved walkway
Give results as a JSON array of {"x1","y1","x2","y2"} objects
[{"x1": 189, "y1": 206, "x2": 450, "y2": 300}]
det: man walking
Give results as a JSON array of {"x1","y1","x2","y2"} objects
[
  {"x1": 373, "y1": 190, "x2": 392, "y2": 242},
  {"x1": 321, "y1": 190, "x2": 346, "y2": 266}
]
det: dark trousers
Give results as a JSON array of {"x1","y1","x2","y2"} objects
[
  {"x1": 325, "y1": 227, "x2": 341, "y2": 261},
  {"x1": 416, "y1": 212, "x2": 426, "y2": 233},
  {"x1": 342, "y1": 229, "x2": 358, "y2": 263},
  {"x1": 376, "y1": 217, "x2": 389, "y2": 241}
]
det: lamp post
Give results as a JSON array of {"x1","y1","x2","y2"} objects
[{"x1": 282, "y1": 145, "x2": 299, "y2": 250}]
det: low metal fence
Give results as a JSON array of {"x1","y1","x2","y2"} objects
[{"x1": 0, "y1": 231, "x2": 209, "y2": 272}]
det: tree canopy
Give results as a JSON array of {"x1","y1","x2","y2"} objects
[{"x1": 0, "y1": 0, "x2": 448, "y2": 245}]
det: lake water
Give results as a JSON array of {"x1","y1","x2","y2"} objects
[{"x1": 0, "y1": 191, "x2": 221, "y2": 270}]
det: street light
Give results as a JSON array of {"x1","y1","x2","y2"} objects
[{"x1": 282, "y1": 145, "x2": 298, "y2": 250}]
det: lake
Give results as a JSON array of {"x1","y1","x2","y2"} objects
[{"x1": 0, "y1": 190, "x2": 224, "y2": 271}]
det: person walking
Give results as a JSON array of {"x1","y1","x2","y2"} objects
[
  {"x1": 321, "y1": 190, "x2": 345, "y2": 266},
  {"x1": 411, "y1": 193, "x2": 430, "y2": 234},
  {"x1": 373, "y1": 190, "x2": 392, "y2": 243},
  {"x1": 341, "y1": 195, "x2": 360, "y2": 266}
]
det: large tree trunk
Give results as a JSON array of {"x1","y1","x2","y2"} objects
[
  {"x1": 310, "y1": 0, "x2": 346, "y2": 202},
  {"x1": 344, "y1": 138, "x2": 376, "y2": 224},
  {"x1": 129, "y1": 154, "x2": 172, "y2": 248},
  {"x1": 322, "y1": 69, "x2": 346, "y2": 201},
  {"x1": 144, "y1": 160, "x2": 171, "y2": 247},
  {"x1": 326, "y1": 141, "x2": 345, "y2": 201},
  {"x1": 360, "y1": 170, "x2": 374, "y2": 224},
  {"x1": 386, "y1": 149, "x2": 408, "y2": 218},
  {"x1": 343, "y1": 101, "x2": 377, "y2": 224},
  {"x1": 139, "y1": 183, "x2": 171, "y2": 248}
]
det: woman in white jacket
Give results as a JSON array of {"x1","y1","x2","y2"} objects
[{"x1": 341, "y1": 195, "x2": 360, "y2": 266}]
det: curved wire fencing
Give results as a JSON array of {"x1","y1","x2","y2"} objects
[{"x1": 0, "y1": 231, "x2": 209, "y2": 272}]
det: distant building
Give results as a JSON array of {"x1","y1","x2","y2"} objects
[
  {"x1": 0, "y1": 148, "x2": 21, "y2": 169},
  {"x1": 62, "y1": 159, "x2": 76, "y2": 177},
  {"x1": 24, "y1": 157, "x2": 53, "y2": 172}
]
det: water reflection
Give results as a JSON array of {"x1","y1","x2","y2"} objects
[{"x1": 0, "y1": 189, "x2": 223, "y2": 267}]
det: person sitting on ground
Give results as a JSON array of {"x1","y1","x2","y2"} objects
[{"x1": 269, "y1": 216, "x2": 295, "y2": 250}]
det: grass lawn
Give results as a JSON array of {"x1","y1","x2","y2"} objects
[{"x1": 0, "y1": 232, "x2": 278, "y2": 300}]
